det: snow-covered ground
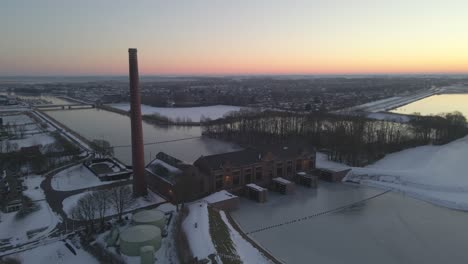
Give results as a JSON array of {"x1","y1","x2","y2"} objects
[
  {"x1": 219, "y1": 211, "x2": 271, "y2": 263},
  {"x1": 345, "y1": 135, "x2": 468, "y2": 211},
  {"x1": 109, "y1": 103, "x2": 244, "y2": 122},
  {"x1": 22, "y1": 175, "x2": 45, "y2": 200},
  {"x1": 202, "y1": 190, "x2": 238, "y2": 204},
  {"x1": 7, "y1": 240, "x2": 98, "y2": 264},
  {"x1": 5, "y1": 133, "x2": 55, "y2": 149},
  {"x1": 0, "y1": 201, "x2": 60, "y2": 246},
  {"x1": 0, "y1": 114, "x2": 33, "y2": 125},
  {"x1": 0, "y1": 113, "x2": 56, "y2": 152},
  {"x1": 0, "y1": 174, "x2": 60, "y2": 246},
  {"x1": 51, "y1": 164, "x2": 116, "y2": 191},
  {"x1": 182, "y1": 202, "x2": 217, "y2": 260},
  {"x1": 62, "y1": 187, "x2": 166, "y2": 220}
]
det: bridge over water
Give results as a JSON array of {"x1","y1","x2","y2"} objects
[{"x1": 34, "y1": 103, "x2": 95, "y2": 110}]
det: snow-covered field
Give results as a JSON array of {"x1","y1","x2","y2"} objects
[
  {"x1": 0, "y1": 175, "x2": 60, "y2": 246},
  {"x1": 6, "y1": 133, "x2": 55, "y2": 149},
  {"x1": 182, "y1": 202, "x2": 217, "y2": 260},
  {"x1": 345, "y1": 135, "x2": 468, "y2": 211},
  {"x1": 182, "y1": 198, "x2": 272, "y2": 263},
  {"x1": 0, "y1": 201, "x2": 60, "y2": 246},
  {"x1": 62, "y1": 187, "x2": 165, "y2": 220},
  {"x1": 0, "y1": 113, "x2": 57, "y2": 153},
  {"x1": 1, "y1": 114, "x2": 33, "y2": 125},
  {"x1": 51, "y1": 164, "x2": 115, "y2": 191},
  {"x1": 7, "y1": 240, "x2": 98, "y2": 264},
  {"x1": 109, "y1": 103, "x2": 244, "y2": 122},
  {"x1": 22, "y1": 175, "x2": 45, "y2": 200}
]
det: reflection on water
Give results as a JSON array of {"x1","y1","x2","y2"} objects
[
  {"x1": 46, "y1": 108, "x2": 240, "y2": 164},
  {"x1": 391, "y1": 94, "x2": 468, "y2": 118},
  {"x1": 232, "y1": 183, "x2": 468, "y2": 264}
]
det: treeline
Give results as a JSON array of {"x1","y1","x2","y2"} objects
[
  {"x1": 202, "y1": 110, "x2": 467, "y2": 166},
  {"x1": 144, "y1": 113, "x2": 199, "y2": 126}
]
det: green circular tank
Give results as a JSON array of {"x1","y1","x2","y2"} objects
[
  {"x1": 120, "y1": 225, "x2": 161, "y2": 256},
  {"x1": 132, "y1": 210, "x2": 166, "y2": 229},
  {"x1": 140, "y1": 245, "x2": 155, "y2": 264}
]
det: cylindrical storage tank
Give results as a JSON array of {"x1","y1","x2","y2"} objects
[
  {"x1": 140, "y1": 245, "x2": 155, "y2": 264},
  {"x1": 120, "y1": 225, "x2": 161, "y2": 256},
  {"x1": 132, "y1": 210, "x2": 166, "y2": 229}
]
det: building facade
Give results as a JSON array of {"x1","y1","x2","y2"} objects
[
  {"x1": 194, "y1": 145, "x2": 316, "y2": 195},
  {"x1": 145, "y1": 145, "x2": 316, "y2": 202}
]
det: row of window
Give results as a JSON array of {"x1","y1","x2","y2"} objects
[
  {"x1": 214, "y1": 158, "x2": 314, "y2": 190},
  {"x1": 215, "y1": 166, "x2": 262, "y2": 190}
]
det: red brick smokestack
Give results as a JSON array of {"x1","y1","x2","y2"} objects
[{"x1": 128, "y1": 48, "x2": 147, "y2": 196}]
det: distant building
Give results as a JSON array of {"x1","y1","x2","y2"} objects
[
  {"x1": 312, "y1": 168, "x2": 351, "y2": 182},
  {"x1": 19, "y1": 145, "x2": 42, "y2": 159},
  {"x1": 145, "y1": 152, "x2": 204, "y2": 201},
  {"x1": 145, "y1": 144, "x2": 316, "y2": 202}
]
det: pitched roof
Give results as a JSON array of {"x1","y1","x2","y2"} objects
[
  {"x1": 195, "y1": 149, "x2": 261, "y2": 170},
  {"x1": 194, "y1": 144, "x2": 315, "y2": 171}
]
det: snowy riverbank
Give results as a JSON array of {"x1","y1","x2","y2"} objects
[{"x1": 344, "y1": 135, "x2": 468, "y2": 211}]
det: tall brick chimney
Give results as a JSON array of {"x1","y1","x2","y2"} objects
[{"x1": 128, "y1": 48, "x2": 147, "y2": 196}]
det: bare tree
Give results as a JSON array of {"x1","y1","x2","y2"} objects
[
  {"x1": 4, "y1": 140, "x2": 11, "y2": 153},
  {"x1": 71, "y1": 193, "x2": 97, "y2": 231},
  {"x1": 18, "y1": 124, "x2": 26, "y2": 139},
  {"x1": 92, "y1": 190, "x2": 110, "y2": 228},
  {"x1": 109, "y1": 185, "x2": 134, "y2": 222}
]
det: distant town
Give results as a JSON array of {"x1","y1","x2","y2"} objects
[
  {"x1": 2, "y1": 71, "x2": 468, "y2": 263},
  {"x1": 2, "y1": 75, "x2": 466, "y2": 112}
]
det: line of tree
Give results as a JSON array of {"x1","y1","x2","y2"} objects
[
  {"x1": 71, "y1": 185, "x2": 134, "y2": 232},
  {"x1": 202, "y1": 110, "x2": 467, "y2": 166},
  {"x1": 90, "y1": 139, "x2": 114, "y2": 157},
  {"x1": 0, "y1": 122, "x2": 27, "y2": 139}
]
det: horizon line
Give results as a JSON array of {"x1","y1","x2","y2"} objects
[{"x1": 1, "y1": 72, "x2": 468, "y2": 78}]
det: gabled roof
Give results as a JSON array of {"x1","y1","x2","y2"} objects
[{"x1": 145, "y1": 152, "x2": 190, "y2": 184}]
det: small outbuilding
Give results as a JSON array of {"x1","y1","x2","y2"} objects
[
  {"x1": 246, "y1": 183, "x2": 268, "y2": 203},
  {"x1": 132, "y1": 210, "x2": 166, "y2": 229},
  {"x1": 313, "y1": 168, "x2": 351, "y2": 182},
  {"x1": 120, "y1": 225, "x2": 161, "y2": 257},
  {"x1": 203, "y1": 190, "x2": 240, "y2": 211},
  {"x1": 272, "y1": 177, "x2": 295, "y2": 194},
  {"x1": 296, "y1": 172, "x2": 318, "y2": 188}
]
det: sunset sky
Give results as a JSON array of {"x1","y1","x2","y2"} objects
[{"x1": 1, "y1": 0, "x2": 468, "y2": 76}]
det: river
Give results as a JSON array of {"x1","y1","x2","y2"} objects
[
  {"x1": 46, "y1": 108, "x2": 240, "y2": 165},
  {"x1": 391, "y1": 94, "x2": 468, "y2": 118},
  {"x1": 231, "y1": 183, "x2": 468, "y2": 264}
]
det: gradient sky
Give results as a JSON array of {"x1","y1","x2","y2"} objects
[{"x1": 1, "y1": 0, "x2": 468, "y2": 76}]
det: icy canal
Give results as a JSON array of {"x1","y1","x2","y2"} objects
[{"x1": 231, "y1": 182, "x2": 468, "y2": 264}]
